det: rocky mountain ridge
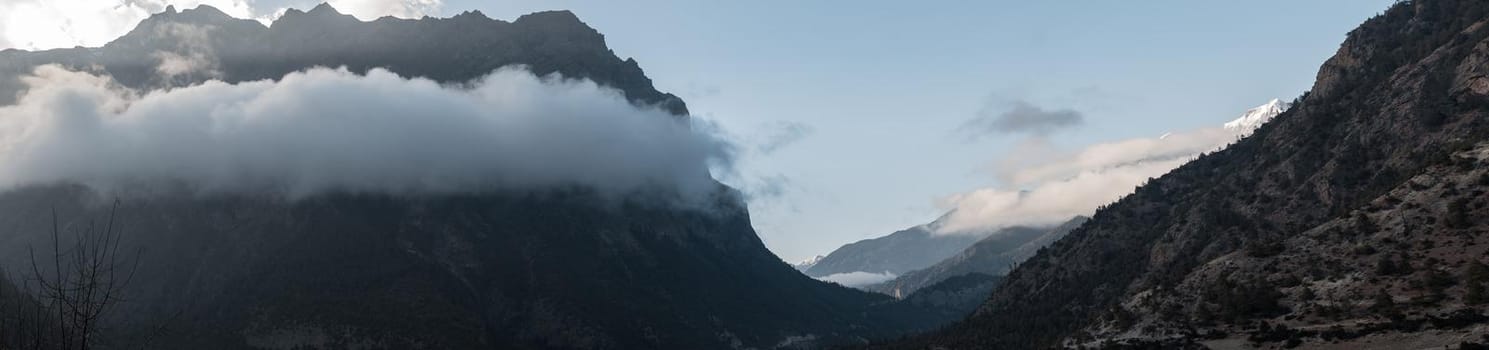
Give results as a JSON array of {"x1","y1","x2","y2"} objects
[
  {"x1": 867, "y1": 217, "x2": 1089, "y2": 299},
  {"x1": 882, "y1": 0, "x2": 1489, "y2": 348},
  {"x1": 0, "y1": 4, "x2": 686, "y2": 114},
  {"x1": 803, "y1": 215, "x2": 987, "y2": 279}
]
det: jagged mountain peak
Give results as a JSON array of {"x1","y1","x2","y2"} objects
[
  {"x1": 1223, "y1": 97, "x2": 1289, "y2": 132},
  {"x1": 308, "y1": 2, "x2": 340, "y2": 15},
  {"x1": 793, "y1": 255, "x2": 826, "y2": 272},
  {"x1": 510, "y1": 10, "x2": 605, "y2": 46},
  {"x1": 514, "y1": 10, "x2": 585, "y2": 25},
  {"x1": 130, "y1": 4, "x2": 253, "y2": 28},
  {"x1": 452, "y1": 9, "x2": 491, "y2": 20},
  {"x1": 276, "y1": 2, "x2": 361, "y2": 27},
  {"x1": 178, "y1": 4, "x2": 233, "y2": 20}
]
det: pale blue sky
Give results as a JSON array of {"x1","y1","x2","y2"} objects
[{"x1": 436, "y1": 1, "x2": 1398, "y2": 262}]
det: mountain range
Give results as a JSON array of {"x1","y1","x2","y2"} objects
[
  {"x1": 883, "y1": 0, "x2": 1489, "y2": 348},
  {"x1": 802, "y1": 214, "x2": 985, "y2": 282},
  {"x1": 0, "y1": 4, "x2": 962, "y2": 349},
  {"x1": 804, "y1": 97, "x2": 1288, "y2": 293},
  {"x1": 4, "y1": 1, "x2": 1488, "y2": 349},
  {"x1": 867, "y1": 216, "x2": 1089, "y2": 299},
  {"x1": 0, "y1": 4, "x2": 685, "y2": 114}
]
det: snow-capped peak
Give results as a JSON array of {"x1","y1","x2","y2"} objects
[
  {"x1": 1223, "y1": 98, "x2": 1289, "y2": 132},
  {"x1": 792, "y1": 255, "x2": 825, "y2": 272}
]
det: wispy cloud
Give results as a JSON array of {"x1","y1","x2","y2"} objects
[
  {"x1": 816, "y1": 271, "x2": 897, "y2": 287},
  {"x1": 937, "y1": 156, "x2": 1191, "y2": 233},
  {"x1": 936, "y1": 101, "x2": 1279, "y2": 234},
  {"x1": 744, "y1": 174, "x2": 794, "y2": 201},
  {"x1": 960, "y1": 100, "x2": 1083, "y2": 139},
  {"x1": 756, "y1": 121, "x2": 815, "y2": 155}
]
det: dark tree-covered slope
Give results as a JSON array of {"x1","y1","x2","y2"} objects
[{"x1": 885, "y1": 0, "x2": 1489, "y2": 348}]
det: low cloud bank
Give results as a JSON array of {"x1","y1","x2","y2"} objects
[
  {"x1": 937, "y1": 156, "x2": 1193, "y2": 233},
  {"x1": 937, "y1": 101, "x2": 1282, "y2": 234},
  {"x1": 0, "y1": 65, "x2": 731, "y2": 199},
  {"x1": 816, "y1": 271, "x2": 897, "y2": 288}
]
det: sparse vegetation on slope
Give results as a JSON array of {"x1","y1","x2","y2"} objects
[{"x1": 881, "y1": 0, "x2": 1489, "y2": 348}]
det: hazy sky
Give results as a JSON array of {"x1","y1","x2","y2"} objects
[{"x1": 1, "y1": 0, "x2": 1399, "y2": 262}]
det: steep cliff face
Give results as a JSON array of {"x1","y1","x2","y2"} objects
[
  {"x1": 888, "y1": 1, "x2": 1489, "y2": 348},
  {"x1": 0, "y1": 5, "x2": 948, "y2": 349}
]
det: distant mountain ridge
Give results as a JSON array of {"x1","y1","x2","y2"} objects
[
  {"x1": 793, "y1": 255, "x2": 825, "y2": 271},
  {"x1": 803, "y1": 215, "x2": 987, "y2": 279},
  {"x1": 868, "y1": 216, "x2": 1089, "y2": 298},
  {"x1": 808, "y1": 100, "x2": 1284, "y2": 286}
]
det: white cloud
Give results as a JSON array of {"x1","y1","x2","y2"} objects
[
  {"x1": 937, "y1": 157, "x2": 1192, "y2": 233},
  {"x1": 325, "y1": 0, "x2": 440, "y2": 20},
  {"x1": 935, "y1": 99, "x2": 1286, "y2": 234},
  {"x1": 936, "y1": 127, "x2": 1248, "y2": 234},
  {"x1": 0, "y1": 0, "x2": 442, "y2": 51},
  {"x1": 1001, "y1": 128, "x2": 1241, "y2": 186},
  {"x1": 0, "y1": 65, "x2": 730, "y2": 200},
  {"x1": 150, "y1": 23, "x2": 224, "y2": 81},
  {"x1": 816, "y1": 271, "x2": 897, "y2": 287}
]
